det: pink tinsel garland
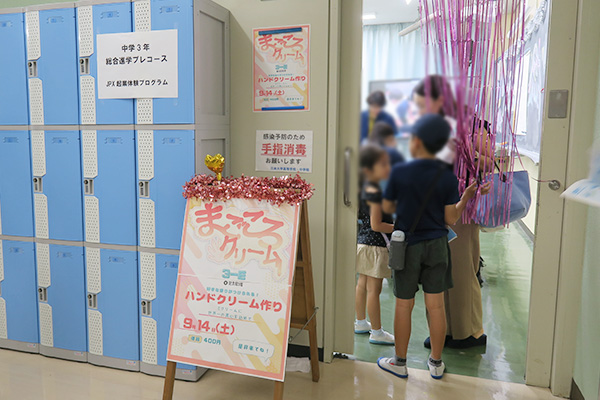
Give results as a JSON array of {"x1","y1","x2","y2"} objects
[{"x1": 183, "y1": 174, "x2": 314, "y2": 206}]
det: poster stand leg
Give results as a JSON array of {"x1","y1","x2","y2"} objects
[
  {"x1": 162, "y1": 361, "x2": 177, "y2": 400},
  {"x1": 273, "y1": 381, "x2": 285, "y2": 400}
]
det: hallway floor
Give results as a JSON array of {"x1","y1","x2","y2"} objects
[
  {"x1": 354, "y1": 224, "x2": 533, "y2": 383},
  {"x1": 0, "y1": 348, "x2": 558, "y2": 400}
]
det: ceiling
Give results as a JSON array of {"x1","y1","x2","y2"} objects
[{"x1": 362, "y1": 0, "x2": 420, "y2": 26}]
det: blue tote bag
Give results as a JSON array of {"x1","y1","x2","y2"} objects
[{"x1": 476, "y1": 170, "x2": 532, "y2": 228}]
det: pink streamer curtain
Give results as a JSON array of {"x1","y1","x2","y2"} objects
[{"x1": 419, "y1": 0, "x2": 527, "y2": 224}]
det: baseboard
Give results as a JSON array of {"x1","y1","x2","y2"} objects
[
  {"x1": 287, "y1": 344, "x2": 324, "y2": 362},
  {"x1": 570, "y1": 379, "x2": 585, "y2": 400}
]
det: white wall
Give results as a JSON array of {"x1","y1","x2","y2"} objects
[{"x1": 212, "y1": 0, "x2": 335, "y2": 349}]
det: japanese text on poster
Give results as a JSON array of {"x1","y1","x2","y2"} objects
[
  {"x1": 167, "y1": 198, "x2": 301, "y2": 382},
  {"x1": 97, "y1": 30, "x2": 178, "y2": 99},
  {"x1": 256, "y1": 130, "x2": 313, "y2": 173},
  {"x1": 253, "y1": 25, "x2": 310, "y2": 112}
]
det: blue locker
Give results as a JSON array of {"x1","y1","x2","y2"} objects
[
  {"x1": 82, "y1": 130, "x2": 137, "y2": 245},
  {"x1": 31, "y1": 130, "x2": 83, "y2": 241},
  {"x1": 139, "y1": 252, "x2": 204, "y2": 380},
  {"x1": 77, "y1": 2, "x2": 134, "y2": 125},
  {"x1": 0, "y1": 12, "x2": 29, "y2": 125},
  {"x1": 86, "y1": 247, "x2": 139, "y2": 370},
  {"x1": 37, "y1": 243, "x2": 87, "y2": 361},
  {"x1": 137, "y1": 130, "x2": 194, "y2": 250},
  {"x1": 0, "y1": 131, "x2": 34, "y2": 237},
  {"x1": 0, "y1": 239, "x2": 39, "y2": 353},
  {"x1": 26, "y1": 7, "x2": 79, "y2": 125},
  {"x1": 135, "y1": 0, "x2": 194, "y2": 124}
]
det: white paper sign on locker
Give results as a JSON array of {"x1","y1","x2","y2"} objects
[{"x1": 96, "y1": 30, "x2": 178, "y2": 99}]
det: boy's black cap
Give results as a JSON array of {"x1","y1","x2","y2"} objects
[{"x1": 411, "y1": 113, "x2": 451, "y2": 154}]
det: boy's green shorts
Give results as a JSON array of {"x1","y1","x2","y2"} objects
[{"x1": 392, "y1": 236, "x2": 453, "y2": 300}]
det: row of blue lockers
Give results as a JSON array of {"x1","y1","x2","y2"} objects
[
  {"x1": 0, "y1": 128, "x2": 195, "y2": 249},
  {"x1": 0, "y1": 0, "x2": 195, "y2": 125},
  {"x1": 0, "y1": 238, "x2": 203, "y2": 380}
]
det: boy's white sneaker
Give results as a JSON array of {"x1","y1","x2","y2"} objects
[
  {"x1": 427, "y1": 358, "x2": 446, "y2": 379},
  {"x1": 377, "y1": 357, "x2": 408, "y2": 378},
  {"x1": 354, "y1": 319, "x2": 371, "y2": 334},
  {"x1": 369, "y1": 329, "x2": 395, "y2": 345}
]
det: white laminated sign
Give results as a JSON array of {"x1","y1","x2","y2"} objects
[{"x1": 97, "y1": 30, "x2": 178, "y2": 99}]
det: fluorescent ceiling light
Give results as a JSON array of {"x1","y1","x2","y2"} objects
[
  {"x1": 406, "y1": 0, "x2": 413, "y2": 4},
  {"x1": 362, "y1": 13, "x2": 377, "y2": 20}
]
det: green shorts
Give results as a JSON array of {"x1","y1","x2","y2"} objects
[{"x1": 392, "y1": 236, "x2": 453, "y2": 299}]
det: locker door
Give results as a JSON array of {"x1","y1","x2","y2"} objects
[
  {"x1": 32, "y1": 130, "x2": 83, "y2": 242},
  {"x1": 37, "y1": 243, "x2": 87, "y2": 361},
  {"x1": 0, "y1": 131, "x2": 34, "y2": 237},
  {"x1": 137, "y1": 130, "x2": 194, "y2": 250},
  {"x1": 77, "y1": 2, "x2": 134, "y2": 125},
  {"x1": 82, "y1": 130, "x2": 137, "y2": 246},
  {"x1": 0, "y1": 12, "x2": 29, "y2": 125},
  {"x1": 26, "y1": 7, "x2": 79, "y2": 125},
  {"x1": 86, "y1": 247, "x2": 139, "y2": 370},
  {"x1": 139, "y1": 252, "x2": 203, "y2": 380},
  {"x1": 0, "y1": 240, "x2": 39, "y2": 352},
  {"x1": 134, "y1": 0, "x2": 194, "y2": 124}
]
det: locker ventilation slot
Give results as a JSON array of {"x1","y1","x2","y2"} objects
[
  {"x1": 25, "y1": 11, "x2": 41, "y2": 60},
  {"x1": 31, "y1": 131, "x2": 46, "y2": 177},
  {"x1": 141, "y1": 317, "x2": 157, "y2": 364},
  {"x1": 0, "y1": 299, "x2": 7, "y2": 340},
  {"x1": 86, "y1": 247, "x2": 101, "y2": 293},
  {"x1": 140, "y1": 252, "x2": 156, "y2": 300},
  {"x1": 137, "y1": 98, "x2": 153, "y2": 124},
  {"x1": 139, "y1": 199, "x2": 156, "y2": 248},
  {"x1": 0, "y1": 240, "x2": 3, "y2": 282},
  {"x1": 39, "y1": 303, "x2": 54, "y2": 347},
  {"x1": 28, "y1": 79, "x2": 44, "y2": 125},
  {"x1": 77, "y1": 6, "x2": 94, "y2": 57},
  {"x1": 36, "y1": 243, "x2": 51, "y2": 287},
  {"x1": 81, "y1": 130, "x2": 98, "y2": 178},
  {"x1": 34, "y1": 194, "x2": 49, "y2": 239},
  {"x1": 134, "y1": 0, "x2": 151, "y2": 32},
  {"x1": 137, "y1": 131, "x2": 154, "y2": 180},
  {"x1": 84, "y1": 197, "x2": 100, "y2": 243},
  {"x1": 80, "y1": 76, "x2": 96, "y2": 124},
  {"x1": 88, "y1": 310, "x2": 103, "y2": 356}
]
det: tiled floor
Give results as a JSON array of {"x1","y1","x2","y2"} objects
[
  {"x1": 353, "y1": 224, "x2": 534, "y2": 383},
  {"x1": 0, "y1": 348, "x2": 559, "y2": 400}
]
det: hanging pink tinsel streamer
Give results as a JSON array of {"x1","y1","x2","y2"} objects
[{"x1": 419, "y1": 0, "x2": 526, "y2": 226}]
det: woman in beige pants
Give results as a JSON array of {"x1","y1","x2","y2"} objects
[{"x1": 413, "y1": 75, "x2": 490, "y2": 349}]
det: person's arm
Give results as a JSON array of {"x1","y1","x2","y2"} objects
[
  {"x1": 445, "y1": 180, "x2": 492, "y2": 225},
  {"x1": 382, "y1": 199, "x2": 396, "y2": 215},
  {"x1": 368, "y1": 202, "x2": 394, "y2": 234}
]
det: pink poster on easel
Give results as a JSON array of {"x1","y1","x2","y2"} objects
[{"x1": 167, "y1": 197, "x2": 301, "y2": 382}]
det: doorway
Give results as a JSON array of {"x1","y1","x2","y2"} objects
[{"x1": 352, "y1": 0, "x2": 547, "y2": 384}]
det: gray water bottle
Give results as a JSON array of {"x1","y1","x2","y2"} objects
[{"x1": 389, "y1": 230, "x2": 407, "y2": 271}]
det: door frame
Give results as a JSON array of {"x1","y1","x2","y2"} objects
[
  {"x1": 527, "y1": 0, "x2": 600, "y2": 396},
  {"x1": 326, "y1": 0, "x2": 600, "y2": 395}
]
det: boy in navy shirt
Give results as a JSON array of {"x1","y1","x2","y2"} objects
[{"x1": 377, "y1": 114, "x2": 490, "y2": 379}]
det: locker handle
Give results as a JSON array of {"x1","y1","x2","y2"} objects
[
  {"x1": 38, "y1": 287, "x2": 47, "y2": 302},
  {"x1": 33, "y1": 177, "x2": 43, "y2": 193},
  {"x1": 343, "y1": 147, "x2": 352, "y2": 207},
  {"x1": 80, "y1": 57, "x2": 90, "y2": 75},
  {"x1": 28, "y1": 61, "x2": 38, "y2": 78},
  {"x1": 87, "y1": 293, "x2": 98, "y2": 309},
  {"x1": 141, "y1": 300, "x2": 152, "y2": 316},
  {"x1": 139, "y1": 181, "x2": 150, "y2": 198},
  {"x1": 83, "y1": 179, "x2": 94, "y2": 195}
]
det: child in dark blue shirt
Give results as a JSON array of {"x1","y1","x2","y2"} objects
[{"x1": 377, "y1": 114, "x2": 490, "y2": 380}]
